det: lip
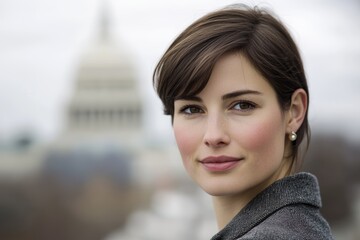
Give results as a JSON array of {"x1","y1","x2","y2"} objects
[{"x1": 199, "y1": 156, "x2": 243, "y2": 172}]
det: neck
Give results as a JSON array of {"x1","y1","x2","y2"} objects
[
  {"x1": 212, "y1": 195, "x2": 249, "y2": 230},
  {"x1": 212, "y1": 185, "x2": 262, "y2": 230}
]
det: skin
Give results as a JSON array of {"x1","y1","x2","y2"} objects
[{"x1": 173, "y1": 53, "x2": 307, "y2": 229}]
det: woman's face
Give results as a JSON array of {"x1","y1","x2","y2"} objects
[{"x1": 173, "y1": 53, "x2": 292, "y2": 198}]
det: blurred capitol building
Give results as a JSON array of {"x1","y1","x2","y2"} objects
[
  {"x1": 46, "y1": 7, "x2": 177, "y2": 191},
  {"x1": 52, "y1": 8, "x2": 147, "y2": 185}
]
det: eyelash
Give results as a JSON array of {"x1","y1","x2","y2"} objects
[
  {"x1": 179, "y1": 105, "x2": 203, "y2": 115},
  {"x1": 178, "y1": 100, "x2": 257, "y2": 115},
  {"x1": 230, "y1": 100, "x2": 257, "y2": 111}
]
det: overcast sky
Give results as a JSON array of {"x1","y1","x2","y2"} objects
[{"x1": 0, "y1": 0, "x2": 359, "y2": 143}]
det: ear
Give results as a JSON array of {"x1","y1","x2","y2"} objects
[{"x1": 286, "y1": 88, "x2": 308, "y2": 133}]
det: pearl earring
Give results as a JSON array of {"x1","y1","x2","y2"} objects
[{"x1": 289, "y1": 131, "x2": 297, "y2": 141}]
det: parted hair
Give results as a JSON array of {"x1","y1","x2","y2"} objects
[{"x1": 153, "y1": 4, "x2": 310, "y2": 172}]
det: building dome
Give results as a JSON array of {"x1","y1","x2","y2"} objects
[
  {"x1": 76, "y1": 6, "x2": 136, "y2": 93},
  {"x1": 76, "y1": 39, "x2": 136, "y2": 91},
  {"x1": 63, "y1": 7, "x2": 143, "y2": 148}
]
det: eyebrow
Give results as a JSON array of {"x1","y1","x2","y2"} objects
[
  {"x1": 222, "y1": 90, "x2": 262, "y2": 100},
  {"x1": 175, "y1": 90, "x2": 262, "y2": 102}
]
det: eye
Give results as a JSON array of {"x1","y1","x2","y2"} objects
[
  {"x1": 180, "y1": 105, "x2": 204, "y2": 115},
  {"x1": 231, "y1": 101, "x2": 257, "y2": 111}
]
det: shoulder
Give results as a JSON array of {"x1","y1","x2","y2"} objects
[{"x1": 239, "y1": 204, "x2": 334, "y2": 240}]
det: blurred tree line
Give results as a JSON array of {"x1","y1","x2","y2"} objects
[
  {"x1": 0, "y1": 145, "x2": 151, "y2": 240},
  {"x1": 303, "y1": 133, "x2": 360, "y2": 227}
]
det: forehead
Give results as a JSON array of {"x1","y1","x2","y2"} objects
[{"x1": 197, "y1": 53, "x2": 273, "y2": 98}]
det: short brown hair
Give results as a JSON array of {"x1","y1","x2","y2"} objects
[{"x1": 153, "y1": 4, "x2": 310, "y2": 172}]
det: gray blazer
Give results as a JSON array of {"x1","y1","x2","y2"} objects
[{"x1": 211, "y1": 172, "x2": 334, "y2": 240}]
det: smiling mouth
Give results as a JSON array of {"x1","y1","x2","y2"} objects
[{"x1": 199, "y1": 156, "x2": 243, "y2": 172}]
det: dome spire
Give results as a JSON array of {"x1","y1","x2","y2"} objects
[{"x1": 99, "y1": 0, "x2": 110, "y2": 41}]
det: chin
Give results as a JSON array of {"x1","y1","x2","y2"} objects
[{"x1": 199, "y1": 182, "x2": 239, "y2": 197}]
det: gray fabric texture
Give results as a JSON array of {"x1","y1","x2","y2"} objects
[{"x1": 210, "y1": 172, "x2": 334, "y2": 240}]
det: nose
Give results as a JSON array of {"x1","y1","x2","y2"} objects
[{"x1": 203, "y1": 115, "x2": 230, "y2": 148}]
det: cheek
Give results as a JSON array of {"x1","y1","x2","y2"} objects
[
  {"x1": 173, "y1": 123, "x2": 200, "y2": 165},
  {"x1": 240, "y1": 112, "x2": 284, "y2": 153}
]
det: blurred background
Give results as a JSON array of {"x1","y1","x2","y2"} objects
[{"x1": 0, "y1": 0, "x2": 359, "y2": 239}]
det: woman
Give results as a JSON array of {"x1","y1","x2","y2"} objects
[{"x1": 153, "y1": 4, "x2": 333, "y2": 239}]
